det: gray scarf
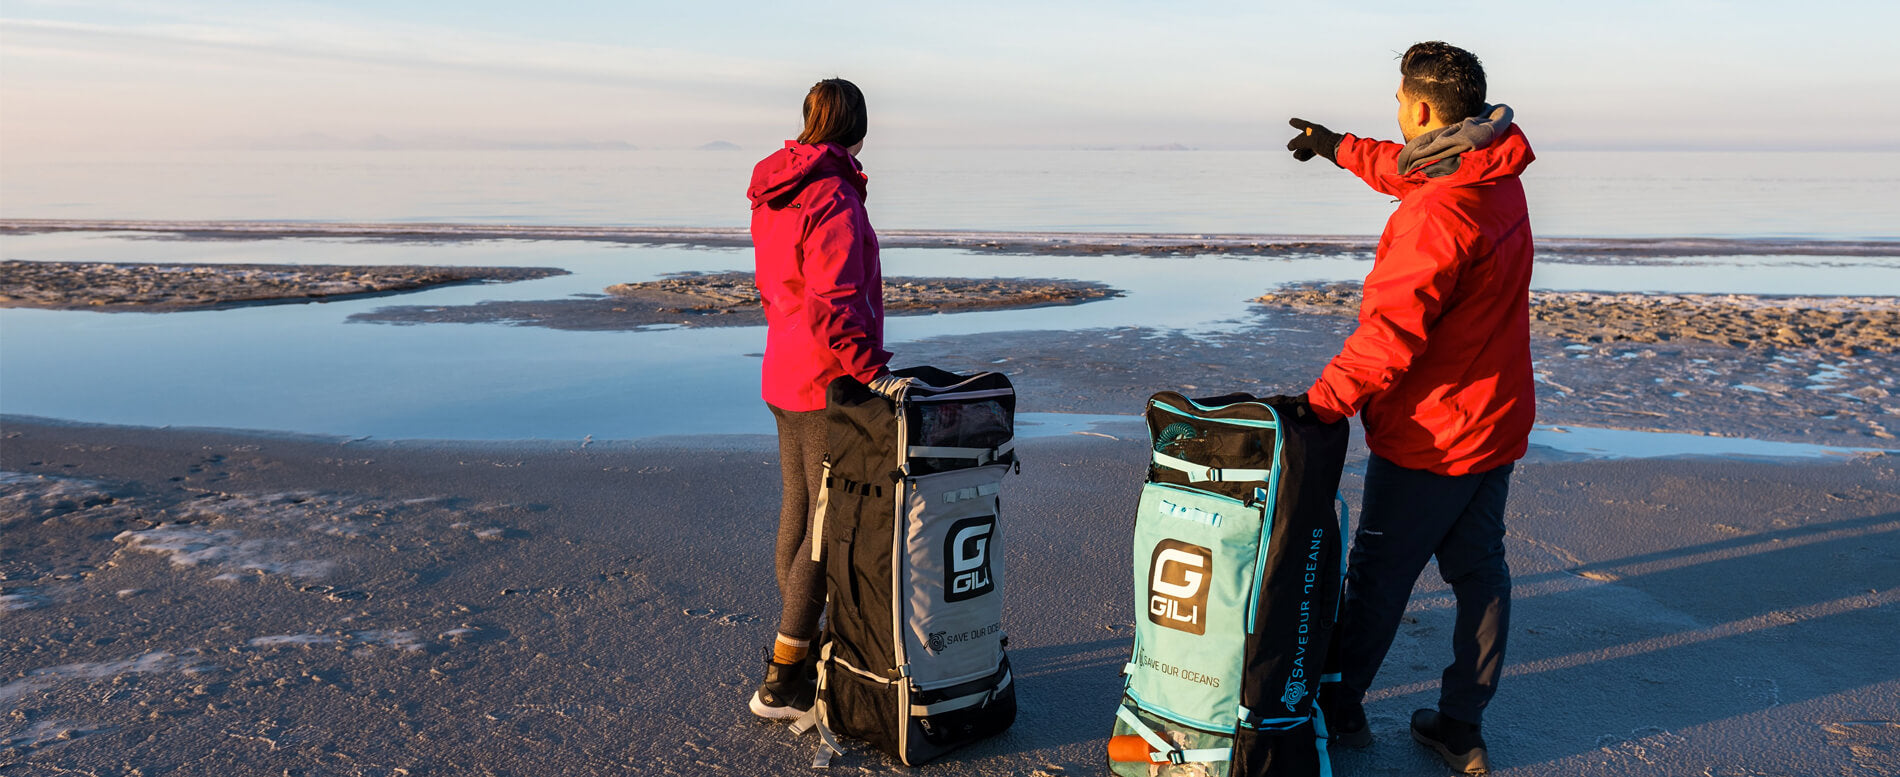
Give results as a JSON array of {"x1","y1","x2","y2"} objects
[{"x1": 1396, "y1": 103, "x2": 1514, "y2": 176}]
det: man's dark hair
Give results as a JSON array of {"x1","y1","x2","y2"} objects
[
  {"x1": 797, "y1": 78, "x2": 867, "y2": 148},
  {"x1": 1400, "y1": 42, "x2": 1486, "y2": 123}
]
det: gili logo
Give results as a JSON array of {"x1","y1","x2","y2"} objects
[
  {"x1": 1148, "y1": 539, "x2": 1212, "y2": 635},
  {"x1": 944, "y1": 516, "x2": 996, "y2": 602}
]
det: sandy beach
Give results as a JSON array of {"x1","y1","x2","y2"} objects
[
  {"x1": 3, "y1": 225, "x2": 1897, "y2": 775},
  {"x1": 2, "y1": 418, "x2": 1895, "y2": 776}
]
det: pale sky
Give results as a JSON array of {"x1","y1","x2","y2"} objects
[{"x1": 3, "y1": 0, "x2": 1896, "y2": 153}]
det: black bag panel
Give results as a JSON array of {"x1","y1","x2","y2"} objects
[
  {"x1": 822, "y1": 374, "x2": 904, "y2": 675},
  {"x1": 823, "y1": 663, "x2": 901, "y2": 759},
  {"x1": 1231, "y1": 722, "x2": 1323, "y2": 777},
  {"x1": 827, "y1": 376, "x2": 902, "y2": 483},
  {"x1": 821, "y1": 488, "x2": 898, "y2": 674},
  {"x1": 1238, "y1": 397, "x2": 1349, "y2": 728},
  {"x1": 1146, "y1": 391, "x2": 1280, "y2": 503},
  {"x1": 904, "y1": 657, "x2": 1017, "y2": 765}
]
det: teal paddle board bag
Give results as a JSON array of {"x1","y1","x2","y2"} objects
[{"x1": 1109, "y1": 391, "x2": 1349, "y2": 777}]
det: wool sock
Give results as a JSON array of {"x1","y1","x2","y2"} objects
[{"x1": 772, "y1": 633, "x2": 810, "y2": 665}]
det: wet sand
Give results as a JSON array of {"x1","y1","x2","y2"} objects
[
  {"x1": 888, "y1": 303, "x2": 1899, "y2": 447},
  {"x1": 349, "y1": 272, "x2": 1121, "y2": 331},
  {"x1": 0, "y1": 260, "x2": 566, "y2": 312},
  {"x1": 1, "y1": 419, "x2": 1895, "y2": 776}
]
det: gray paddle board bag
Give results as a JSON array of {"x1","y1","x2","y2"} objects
[{"x1": 793, "y1": 366, "x2": 1018, "y2": 767}]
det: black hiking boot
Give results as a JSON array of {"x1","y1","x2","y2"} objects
[
  {"x1": 1410, "y1": 709, "x2": 1491, "y2": 775},
  {"x1": 1318, "y1": 683, "x2": 1372, "y2": 748},
  {"x1": 749, "y1": 655, "x2": 816, "y2": 720}
]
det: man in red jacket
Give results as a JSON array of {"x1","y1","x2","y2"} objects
[{"x1": 1284, "y1": 41, "x2": 1534, "y2": 775}]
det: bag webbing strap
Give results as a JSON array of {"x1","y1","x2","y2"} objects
[
  {"x1": 1314, "y1": 704, "x2": 1335, "y2": 777},
  {"x1": 828, "y1": 654, "x2": 898, "y2": 685},
  {"x1": 1114, "y1": 704, "x2": 1231, "y2": 764},
  {"x1": 792, "y1": 643, "x2": 846, "y2": 768},
  {"x1": 791, "y1": 701, "x2": 844, "y2": 768},
  {"x1": 1151, "y1": 451, "x2": 1272, "y2": 483},
  {"x1": 941, "y1": 481, "x2": 1001, "y2": 504},
  {"x1": 907, "y1": 668, "x2": 1012, "y2": 716},
  {"x1": 808, "y1": 461, "x2": 833, "y2": 564},
  {"x1": 907, "y1": 439, "x2": 1015, "y2": 465}
]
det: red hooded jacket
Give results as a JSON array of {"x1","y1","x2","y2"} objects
[
  {"x1": 1307, "y1": 126, "x2": 1537, "y2": 476},
  {"x1": 749, "y1": 141, "x2": 889, "y2": 412}
]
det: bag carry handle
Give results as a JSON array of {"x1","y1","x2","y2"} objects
[
  {"x1": 907, "y1": 668, "x2": 1012, "y2": 716},
  {"x1": 907, "y1": 439, "x2": 1015, "y2": 465},
  {"x1": 1151, "y1": 451, "x2": 1272, "y2": 483},
  {"x1": 1111, "y1": 704, "x2": 1231, "y2": 764}
]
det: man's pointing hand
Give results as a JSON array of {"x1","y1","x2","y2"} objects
[{"x1": 1286, "y1": 118, "x2": 1342, "y2": 164}]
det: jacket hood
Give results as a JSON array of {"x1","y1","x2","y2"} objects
[
  {"x1": 1396, "y1": 103, "x2": 1530, "y2": 179},
  {"x1": 747, "y1": 141, "x2": 865, "y2": 209}
]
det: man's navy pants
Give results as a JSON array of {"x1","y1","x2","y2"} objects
[{"x1": 1331, "y1": 453, "x2": 1513, "y2": 724}]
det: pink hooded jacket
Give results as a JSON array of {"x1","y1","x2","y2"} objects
[{"x1": 748, "y1": 141, "x2": 889, "y2": 412}]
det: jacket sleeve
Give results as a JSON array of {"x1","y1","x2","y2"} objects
[
  {"x1": 1307, "y1": 207, "x2": 1467, "y2": 422},
  {"x1": 801, "y1": 192, "x2": 891, "y2": 383},
  {"x1": 1334, "y1": 134, "x2": 1410, "y2": 199}
]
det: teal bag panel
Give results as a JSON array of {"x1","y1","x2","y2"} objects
[{"x1": 1128, "y1": 482, "x2": 1265, "y2": 733}]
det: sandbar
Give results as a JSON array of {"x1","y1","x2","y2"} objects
[
  {"x1": 0, "y1": 260, "x2": 568, "y2": 312},
  {"x1": 349, "y1": 271, "x2": 1121, "y2": 331}
]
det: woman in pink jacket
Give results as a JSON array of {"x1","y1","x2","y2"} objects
[{"x1": 744, "y1": 78, "x2": 898, "y2": 718}]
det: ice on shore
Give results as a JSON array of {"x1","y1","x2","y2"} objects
[
  {"x1": 244, "y1": 630, "x2": 424, "y2": 652},
  {"x1": 247, "y1": 633, "x2": 339, "y2": 647},
  {"x1": 0, "y1": 589, "x2": 50, "y2": 612},
  {"x1": 114, "y1": 524, "x2": 336, "y2": 579},
  {"x1": 0, "y1": 651, "x2": 213, "y2": 705}
]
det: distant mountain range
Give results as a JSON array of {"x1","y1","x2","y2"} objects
[
  {"x1": 696, "y1": 140, "x2": 741, "y2": 151},
  {"x1": 220, "y1": 134, "x2": 639, "y2": 151}
]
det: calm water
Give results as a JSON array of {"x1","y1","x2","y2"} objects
[
  {"x1": 2, "y1": 148, "x2": 1896, "y2": 440},
  {"x1": 4, "y1": 149, "x2": 1898, "y2": 240},
  {"x1": 3, "y1": 233, "x2": 1897, "y2": 440}
]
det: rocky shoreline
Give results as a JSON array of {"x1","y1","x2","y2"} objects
[
  {"x1": 1254, "y1": 281, "x2": 1900, "y2": 355},
  {"x1": 0, "y1": 260, "x2": 567, "y2": 312}
]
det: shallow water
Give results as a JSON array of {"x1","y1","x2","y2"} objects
[
  {"x1": 960, "y1": 414, "x2": 1897, "y2": 461},
  {"x1": 1528, "y1": 425, "x2": 1894, "y2": 460},
  {"x1": 2, "y1": 234, "x2": 1897, "y2": 440},
  {"x1": 5, "y1": 149, "x2": 1899, "y2": 240}
]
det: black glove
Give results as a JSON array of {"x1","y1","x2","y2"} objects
[
  {"x1": 1264, "y1": 393, "x2": 1314, "y2": 420},
  {"x1": 1286, "y1": 118, "x2": 1342, "y2": 164}
]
